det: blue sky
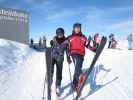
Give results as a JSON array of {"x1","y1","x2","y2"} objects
[{"x1": 0, "y1": 0, "x2": 133, "y2": 39}]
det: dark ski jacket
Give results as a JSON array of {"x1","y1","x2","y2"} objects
[
  {"x1": 109, "y1": 34, "x2": 114, "y2": 42},
  {"x1": 50, "y1": 36, "x2": 69, "y2": 62}
]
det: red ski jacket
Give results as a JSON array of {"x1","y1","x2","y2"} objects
[{"x1": 67, "y1": 33, "x2": 92, "y2": 56}]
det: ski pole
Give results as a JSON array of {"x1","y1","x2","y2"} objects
[
  {"x1": 42, "y1": 74, "x2": 47, "y2": 99},
  {"x1": 42, "y1": 50, "x2": 47, "y2": 100},
  {"x1": 68, "y1": 63, "x2": 74, "y2": 100}
]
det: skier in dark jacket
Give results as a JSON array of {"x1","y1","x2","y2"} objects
[
  {"x1": 93, "y1": 33, "x2": 101, "y2": 52},
  {"x1": 30, "y1": 38, "x2": 34, "y2": 47},
  {"x1": 108, "y1": 33, "x2": 114, "y2": 48},
  {"x1": 67, "y1": 23, "x2": 95, "y2": 91},
  {"x1": 50, "y1": 28, "x2": 69, "y2": 94}
]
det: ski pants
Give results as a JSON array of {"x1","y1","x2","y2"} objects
[
  {"x1": 108, "y1": 41, "x2": 112, "y2": 48},
  {"x1": 72, "y1": 54, "x2": 84, "y2": 86},
  {"x1": 51, "y1": 58, "x2": 63, "y2": 87}
]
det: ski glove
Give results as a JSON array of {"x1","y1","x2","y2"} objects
[{"x1": 50, "y1": 40, "x2": 54, "y2": 47}]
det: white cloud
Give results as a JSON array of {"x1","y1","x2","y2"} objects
[
  {"x1": 85, "y1": 6, "x2": 133, "y2": 21},
  {"x1": 26, "y1": 0, "x2": 50, "y2": 5},
  {"x1": 46, "y1": 9, "x2": 81, "y2": 21},
  {"x1": 107, "y1": 20, "x2": 133, "y2": 33},
  {"x1": 43, "y1": 6, "x2": 133, "y2": 34},
  {"x1": 85, "y1": 7, "x2": 105, "y2": 21},
  {"x1": 24, "y1": 0, "x2": 56, "y2": 11},
  {"x1": 45, "y1": 6, "x2": 102, "y2": 22}
]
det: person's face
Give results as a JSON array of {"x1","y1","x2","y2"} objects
[
  {"x1": 74, "y1": 27, "x2": 81, "y2": 34},
  {"x1": 57, "y1": 33, "x2": 64, "y2": 38}
]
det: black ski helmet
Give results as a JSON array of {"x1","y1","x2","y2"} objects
[
  {"x1": 73, "y1": 22, "x2": 81, "y2": 29},
  {"x1": 56, "y1": 27, "x2": 64, "y2": 36}
]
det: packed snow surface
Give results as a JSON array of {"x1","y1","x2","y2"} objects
[{"x1": 0, "y1": 38, "x2": 133, "y2": 100}]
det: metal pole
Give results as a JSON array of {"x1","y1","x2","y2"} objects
[
  {"x1": 42, "y1": 74, "x2": 47, "y2": 99},
  {"x1": 68, "y1": 64, "x2": 74, "y2": 100}
]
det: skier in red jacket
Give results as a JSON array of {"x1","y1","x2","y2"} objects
[
  {"x1": 67, "y1": 23, "x2": 95, "y2": 91},
  {"x1": 111, "y1": 37, "x2": 117, "y2": 49}
]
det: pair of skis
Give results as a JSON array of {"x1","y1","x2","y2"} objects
[
  {"x1": 56, "y1": 36, "x2": 107, "y2": 100},
  {"x1": 45, "y1": 37, "x2": 107, "y2": 100},
  {"x1": 74, "y1": 36, "x2": 107, "y2": 100}
]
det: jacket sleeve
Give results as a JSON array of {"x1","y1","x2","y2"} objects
[
  {"x1": 61, "y1": 39, "x2": 71, "y2": 60},
  {"x1": 50, "y1": 37, "x2": 57, "y2": 47},
  {"x1": 66, "y1": 44, "x2": 71, "y2": 60},
  {"x1": 50, "y1": 40, "x2": 54, "y2": 47},
  {"x1": 85, "y1": 36, "x2": 95, "y2": 52}
]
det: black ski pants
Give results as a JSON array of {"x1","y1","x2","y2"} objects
[
  {"x1": 51, "y1": 58, "x2": 63, "y2": 87},
  {"x1": 108, "y1": 41, "x2": 112, "y2": 48},
  {"x1": 72, "y1": 54, "x2": 84, "y2": 87}
]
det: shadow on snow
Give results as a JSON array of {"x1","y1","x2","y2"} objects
[{"x1": 61, "y1": 64, "x2": 118, "y2": 100}]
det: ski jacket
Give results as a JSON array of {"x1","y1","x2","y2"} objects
[
  {"x1": 50, "y1": 36, "x2": 68, "y2": 61},
  {"x1": 93, "y1": 35, "x2": 101, "y2": 44},
  {"x1": 109, "y1": 34, "x2": 114, "y2": 42},
  {"x1": 111, "y1": 39, "x2": 117, "y2": 48},
  {"x1": 67, "y1": 32, "x2": 91, "y2": 56}
]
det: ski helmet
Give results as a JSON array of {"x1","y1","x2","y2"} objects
[{"x1": 56, "y1": 28, "x2": 64, "y2": 36}]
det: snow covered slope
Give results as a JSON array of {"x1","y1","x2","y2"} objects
[
  {"x1": 0, "y1": 39, "x2": 46, "y2": 100},
  {"x1": 51, "y1": 40, "x2": 133, "y2": 100},
  {"x1": 0, "y1": 38, "x2": 133, "y2": 100}
]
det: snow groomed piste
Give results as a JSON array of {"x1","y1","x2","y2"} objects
[{"x1": 0, "y1": 38, "x2": 133, "y2": 100}]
